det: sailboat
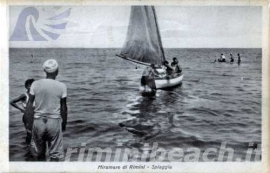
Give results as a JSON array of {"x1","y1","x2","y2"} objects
[{"x1": 116, "y1": 6, "x2": 183, "y2": 92}]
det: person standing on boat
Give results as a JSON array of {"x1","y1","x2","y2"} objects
[
  {"x1": 237, "y1": 53, "x2": 241, "y2": 65},
  {"x1": 230, "y1": 54, "x2": 234, "y2": 63},
  {"x1": 171, "y1": 57, "x2": 182, "y2": 75},
  {"x1": 24, "y1": 59, "x2": 68, "y2": 161}
]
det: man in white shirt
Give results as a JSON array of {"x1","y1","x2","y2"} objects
[
  {"x1": 25, "y1": 59, "x2": 68, "y2": 161},
  {"x1": 221, "y1": 54, "x2": 226, "y2": 61}
]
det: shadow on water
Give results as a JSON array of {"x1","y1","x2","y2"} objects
[{"x1": 119, "y1": 85, "x2": 183, "y2": 146}]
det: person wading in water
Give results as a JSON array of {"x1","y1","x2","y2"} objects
[
  {"x1": 24, "y1": 59, "x2": 68, "y2": 161},
  {"x1": 237, "y1": 53, "x2": 241, "y2": 65},
  {"x1": 10, "y1": 79, "x2": 35, "y2": 144},
  {"x1": 230, "y1": 54, "x2": 234, "y2": 63},
  {"x1": 141, "y1": 64, "x2": 158, "y2": 91}
]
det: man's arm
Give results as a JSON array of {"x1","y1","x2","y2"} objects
[
  {"x1": 152, "y1": 68, "x2": 160, "y2": 77},
  {"x1": 10, "y1": 94, "x2": 26, "y2": 113},
  {"x1": 60, "y1": 97, "x2": 68, "y2": 131},
  {"x1": 176, "y1": 65, "x2": 182, "y2": 73}
]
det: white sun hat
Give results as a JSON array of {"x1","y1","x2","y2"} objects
[{"x1": 43, "y1": 59, "x2": 59, "y2": 73}]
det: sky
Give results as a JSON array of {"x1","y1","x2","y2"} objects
[{"x1": 9, "y1": 6, "x2": 262, "y2": 48}]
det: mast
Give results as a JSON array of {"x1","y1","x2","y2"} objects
[{"x1": 152, "y1": 6, "x2": 166, "y2": 63}]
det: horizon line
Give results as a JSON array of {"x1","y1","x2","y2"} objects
[{"x1": 9, "y1": 47, "x2": 262, "y2": 49}]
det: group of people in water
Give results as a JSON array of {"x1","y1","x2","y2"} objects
[
  {"x1": 141, "y1": 57, "x2": 182, "y2": 90},
  {"x1": 215, "y1": 53, "x2": 241, "y2": 64}
]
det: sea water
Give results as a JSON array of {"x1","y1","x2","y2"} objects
[{"x1": 9, "y1": 48, "x2": 261, "y2": 161}]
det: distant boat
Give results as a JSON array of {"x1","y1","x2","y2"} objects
[{"x1": 116, "y1": 6, "x2": 183, "y2": 92}]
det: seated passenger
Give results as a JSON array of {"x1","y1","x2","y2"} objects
[
  {"x1": 163, "y1": 61, "x2": 174, "y2": 77},
  {"x1": 171, "y1": 57, "x2": 182, "y2": 74}
]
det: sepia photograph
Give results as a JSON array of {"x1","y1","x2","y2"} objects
[{"x1": 2, "y1": 1, "x2": 268, "y2": 172}]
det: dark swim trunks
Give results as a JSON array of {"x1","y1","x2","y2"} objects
[{"x1": 141, "y1": 76, "x2": 148, "y2": 86}]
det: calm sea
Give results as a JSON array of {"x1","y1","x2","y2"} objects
[{"x1": 9, "y1": 48, "x2": 261, "y2": 161}]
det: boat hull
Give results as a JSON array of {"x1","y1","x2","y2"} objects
[{"x1": 155, "y1": 74, "x2": 183, "y2": 89}]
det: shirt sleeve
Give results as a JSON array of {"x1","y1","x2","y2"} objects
[
  {"x1": 29, "y1": 82, "x2": 36, "y2": 95},
  {"x1": 62, "y1": 84, "x2": 67, "y2": 98}
]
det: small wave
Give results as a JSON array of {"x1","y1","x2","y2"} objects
[
  {"x1": 72, "y1": 126, "x2": 95, "y2": 134},
  {"x1": 68, "y1": 119, "x2": 86, "y2": 125},
  {"x1": 122, "y1": 110, "x2": 140, "y2": 116},
  {"x1": 249, "y1": 129, "x2": 261, "y2": 134},
  {"x1": 115, "y1": 78, "x2": 133, "y2": 82},
  {"x1": 227, "y1": 122, "x2": 248, "y2": 128},
  {"x1": 241, "y1": 77, "x2": 251, "y2": 80},
  {"x1": 210, "y1": 92, "x2": 223, "y2": 96},
  {"x1": 188, "y1": 107, "x2": 219, "y2": 117},
  {"x1": 223, "y1": 113, "x2": 233, "y2": 117},
  {"x1": 185, "y1": 79, "x2": 200, "y2": 83},
  {"x1": 236, "y1": 88, "x2": 245, "y2": 91},
  {"x1": 222, "y1": 73, "x2": 235, "y2": 77},
  {"x1": 155, "y1": 131, "x2": 222, "y2": 148}
]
